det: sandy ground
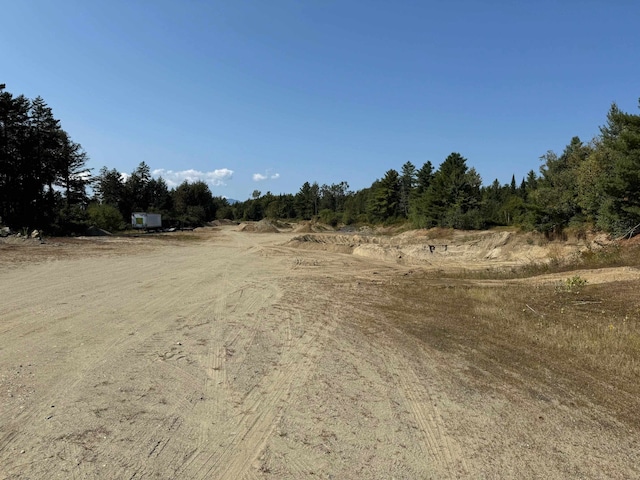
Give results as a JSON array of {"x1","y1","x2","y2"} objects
[{"x1": 0, "y1": 226, "x2": 638, "y2": 479}]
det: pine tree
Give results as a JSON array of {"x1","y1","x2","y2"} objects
[
  {"x1": 597, "y1": 101, "x2": 640, "y2": 235},
  {"x1": 399, "y1": 162, "x2": 416, "y2": 217},
  {"x1": 0, "y1": 91, "x2": 31, "y2": 226},
  {"x1": 421, "y1": 153, "x2": 481, "y2": 228},
  {"x1": 367, "y1": 169, "x2": 401, "y2": 222},
  {"x1": 295, "y1": 182, "x2": 314, "y2": 220},
  {"x1": 0, "y1": 89, "x2": 91, "y2": 231}
]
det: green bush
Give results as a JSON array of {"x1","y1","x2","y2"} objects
[
  {"x1": 87, "y1": 204, "x2": 125, "y2": 232},
  {"x1": 319, "y1": 209, "x2": 339, "y2": 227}
]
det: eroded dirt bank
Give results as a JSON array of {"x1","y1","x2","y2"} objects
[{"x1": 0, "y1": 226, "x2": 638, "y2": 479}]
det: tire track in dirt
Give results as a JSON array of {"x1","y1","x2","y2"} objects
[
  {"x1": 182, "y1": 299, "x2": 336, "y2": 479},
  {"x1": 69, "y1": 245, "x2": 260, "y2": 478},
  {"x1": 167, "y1": 236, "x2": 281, "y2": 478},
  {"x1": 0, "y1": 244, "x2": 245, "y2": 478},
  {"x1": 118, "y1": 240, "x2": 273, "y2": 477},
  {"x1": 0, "y1": 258, "x2": 168, "y2": 472},
  {"x1": 383, "y1": 348, "x2": 469, "y2": 478},
  {"x1": 199, "y1": 265, "x2": 231, "y2": 448},
  {"x1": 136, "y1": 253, "x2": 239, "y2": 477}
]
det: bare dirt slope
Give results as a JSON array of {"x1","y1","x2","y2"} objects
[{"x1": 0, "y1": 226, "x2": 638, "y2": 479}]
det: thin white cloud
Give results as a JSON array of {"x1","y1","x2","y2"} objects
[
  {"x1": 253, "y1": 171, "x2": 280, "y2": 182},
  {"x1": 152, "y1": 168, "x2": 233, "y2": 188}
]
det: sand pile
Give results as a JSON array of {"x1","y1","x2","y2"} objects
[
  {"x1": 293, "y1": 222, "x2": 314, "y2": 233},
  {"x1": 286, "y1": 228, "x2": 606, "y2": 268},
  {"x1": 209, "y1": 219, "x2": 238, "y2": 226},
  {"x1": 238, "y1": 219, "x2": 280, "y2": 233},
  {"x1": 293, "y1": 221, "x2": 334, "y2": 233}
]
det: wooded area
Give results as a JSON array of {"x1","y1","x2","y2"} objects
[{"x1": 2, "y1": 85, "x2": 639, "y2": 237}]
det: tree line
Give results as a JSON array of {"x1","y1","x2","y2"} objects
[
  {"x1": 222, "y1": 99, "x2": 640, "y2": 238},
  {"x1": 0, "y1": 87, "x2": 232, "y2": 233},
  {"x1": 2, "y1": 85, "x2": 639, "y2": 237}
]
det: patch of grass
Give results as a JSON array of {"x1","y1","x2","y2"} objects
[
  {"x1": 560, "y1": 275, "x2": 588, "y2": 293},
  {"x1": 361, "y1": 273, "x2": 640, "y2": 429},
  {"x1": 579, "y1": 243, "x2": 625, "y2": 267}
]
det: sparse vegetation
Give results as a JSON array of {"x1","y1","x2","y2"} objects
[
  {"x1": 366, "y1": 272, "x2": 640, "y2": 428},
  {"x1": 562, "y1": 275, "x2": 588, "y2": 292}
]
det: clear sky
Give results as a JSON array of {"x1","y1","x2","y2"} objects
[{"x1": 3, "y1": 1, "x2": 639, "y2": 200}]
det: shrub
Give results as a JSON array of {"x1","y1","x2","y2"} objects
[{"x1": 87, "y1": 204, "x2": 125, "y2": 232}]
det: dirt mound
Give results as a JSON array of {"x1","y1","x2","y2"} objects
[
  {"x1": 286, "y1": 228, "x2": 604, "y2": 269},
  {"x1": 238, "y1": 219, "x2": 280, "y2": 233},
  {"x1": 293, "y1": 221, "x2": 334, "y2": 233},
  {"x1": 286, "y1": 233, "x2": 372, "y2": 254},
  {"x1": 293, "y1": 222, "x2": 314, "y2": 233},
  {"x1": 209, "y1": 219, "x2": 238, "y2": 226}
]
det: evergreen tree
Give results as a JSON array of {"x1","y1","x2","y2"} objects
[
  {"x1": 415, "y1": 161, "x2": 434, "y2": 195},
  {"x1": 575, "y1": 141, "x2": 611, "y2": 223},
  {"x1": 117, "y1": 162, "x2": 153, "y2": 221},
  {"x1": 56, "y1": 131, "x2": 91, "y2": 209},
  {"x1": 319, "y1": 181, "x2": 350, "y2": 213},
  {"x1": 399, "y1": 162, "x2": 416, "y2": 217},
  {"x1": 415, "y1": 153, "x2": 481, "y2": 228},
  {"x1": 294, "y1": 182, "x2": 315, "y2": 219},
  {"x1": 54, "y1": 131, "x2": 91, "y2": 232},
  {"x1": 0, "y1": 92, "x2": 31, "y2": 227},
  {"x1": 95, "y1": 167, "x2": 125, "y2": 208},
  {"x1": 147, "y1": 177, "x2": 172, "y2": 212},
  {"x1": 529, "y1": 137, "x2": 592, "y2": 232},
  {"x1": 172, "y1": 180, "x2": 214, "y2": 225},
  {"x1": 29, "y1": 96, "x2": 63, "y2": 223},
  {"x1": 596, "y1": 101, "x2": 640, "y2": 235},
  {"x1": 342, "y1": 187, "x2": 369, "y2": 224},
  {"x1": 367, "y1": 169, "x2": 401, "y2": 222},
  {"x1": 480, "y1": 179, "x2": 506, "y2": 226},
  {"x1": 408, "y1": 161, "x2": 435, "y2": 227},
  {"x1": 0, "y1": 88, "x2": 91, "y2": 232},
  {"x1": 273, "y1": 193, "x2": 296, "y2": 219},
  {"x1": 310, "y1": 182, "x2": 320, "y2": 217}
]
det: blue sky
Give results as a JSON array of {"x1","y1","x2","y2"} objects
[{"x1": 3, "y1": 1, "x2": 639, "y2": 200}]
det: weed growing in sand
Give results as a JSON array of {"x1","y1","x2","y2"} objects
[{"x1": 559, "y1": 275, "x2": 588, "y2": 293}]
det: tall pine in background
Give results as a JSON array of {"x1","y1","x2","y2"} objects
[
  {"x1": 0, "y1": 87, "x2": 91, "y2": 233},
  {"x1": 597, "y1": 101, "x2": 640, "y2": 236}
]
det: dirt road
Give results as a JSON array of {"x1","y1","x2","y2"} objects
[{"x1": 0, "y1": 226, "x2": 638, "y2": 479}]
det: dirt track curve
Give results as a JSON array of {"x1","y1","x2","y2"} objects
[{"x1": 0, "y1": 226, "x2": 638, "y2": 479}]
